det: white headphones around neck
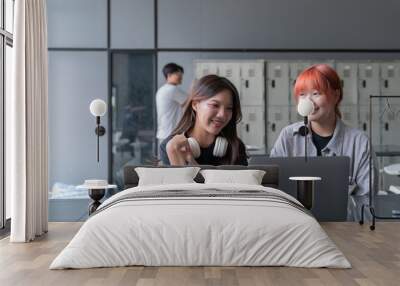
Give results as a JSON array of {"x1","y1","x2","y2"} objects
[{"x1": 187, "y1": 137, "x2": 228, "y2": 158}]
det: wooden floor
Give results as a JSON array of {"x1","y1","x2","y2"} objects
[{"x1": 1, "y1": 222, "x2": 399, "y2": 286}]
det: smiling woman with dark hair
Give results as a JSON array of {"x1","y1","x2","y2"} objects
[{"x1": 159, "y1": 74, "x2": 248, "y2": 166}]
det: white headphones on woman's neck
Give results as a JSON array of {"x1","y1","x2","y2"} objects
[{"x1": 187, "y1": 136, "x2": 228, "y2": 158}]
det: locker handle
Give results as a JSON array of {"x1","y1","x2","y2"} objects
[
  {"x1": 245, "y1": 80, "x2": 249, "y2": 88},
  {"x1": 362, "y1": 80, "x2": 366, "y2": 88},
  {"x1": 385, "y1": 122, "x2": 389, "y2": 131},
  {"x1": 271, "y1": 123, "x2": 276, "y2": 132},
  {"x1": 362, "y1": 123, "x2": 367, "y2": 131},
  {"x1": 384, "y1": 80, "x2": 389, "y2": 88},
  {"x1": 271, "y1": 80, "x2": 275, "y2": 88},
  {"x1": 246, "y1": 124, "x2": 249, "y2": 132}
]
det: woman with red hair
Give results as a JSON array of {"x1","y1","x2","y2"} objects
[{"x1": 270, "y1": 64, "x2": 378, "y2": 221}]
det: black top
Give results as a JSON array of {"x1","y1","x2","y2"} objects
[
  {"x1": 311, "y1": 130, "x2": 333, "y2": 156},
  {"x1": 159, "y1": 135, "x2": 248, "y2": 166}
]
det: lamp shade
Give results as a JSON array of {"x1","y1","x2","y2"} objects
[
  {"x1": 297, "y1": 97, "x2": 314, "y2": 117},
  {"x1": 90, "y1": 99, "x2": 107, "y2": 117}
]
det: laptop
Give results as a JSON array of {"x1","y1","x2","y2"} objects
[{"x1": 249, "y1": 156, "x2": 350, "y2": 221}]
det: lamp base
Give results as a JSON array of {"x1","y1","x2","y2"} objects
[
  {"x1": 88, "y1": 188, "x2": 106, "y2": 215},
  {"x1": 298, "y1": 125, "x2": 309, "y2": 136},
  {"x1": 296, "y1": 180, "x2": 314, "y2": 210},
  {"x1": 95, "y1": 126, "x2": 106, "y2": 136}
]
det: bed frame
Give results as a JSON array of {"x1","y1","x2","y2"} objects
[{"x1": 123, "y1": 165, "x2": 279, "y2": 189}]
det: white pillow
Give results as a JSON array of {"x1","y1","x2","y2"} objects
[
  {"x1": 200, "y1": 169, "x2": 266, "y2": 185},
  {"x1": 135, "y1": 167, "x2": 201, "y2": 186}
]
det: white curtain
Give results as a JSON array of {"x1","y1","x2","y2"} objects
[{"x1": 9, "y1": 0, "x2": 49, "y2": 242}]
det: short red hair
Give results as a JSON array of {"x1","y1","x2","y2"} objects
[{"x1": 294, "y1": 64, "x2": 343, "y2": 117}]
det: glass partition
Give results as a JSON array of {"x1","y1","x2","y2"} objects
[{"x1": 111, "y1": 52, "x2": 156, "y2": 188}]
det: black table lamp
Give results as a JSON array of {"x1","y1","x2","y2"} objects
[
  {"x1": 89, "y1": 99, "x2": 107, "y2": 162},
  {"x1": 297, "y1": 97, "x2": 314, "y2": 162}
]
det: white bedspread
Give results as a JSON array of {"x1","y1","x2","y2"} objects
[{"x1": 50, "y1": 183, "x2": 351, "y2": 269}]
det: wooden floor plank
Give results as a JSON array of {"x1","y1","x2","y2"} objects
[{"x1": 0, "y1": 222, "x2": 400, "y2": 286}]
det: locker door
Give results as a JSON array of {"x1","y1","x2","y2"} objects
[
  {"x1": 194, "y1": 61, "x2": 219, "y2": 79},
  {"x1": 194, "y1": 61, "x2": 205, "y2": 79},
  {"x1": 310, "y1": 60, "x2": 335, "y2": 69},
  {"x1": 239, "y1": 106, "x2": 266, "y2": 154},
  {"x1": 380, "y1": 62, "x2": 400, "y2": 96},
  {"x1": 289, "y1": 61, "x2": 312, "y2": 104},
  {"x1": 240, "y1": 60, "x2": 265, "y2": 106},
  {"x1": 219, "y1": 62, "x2": 241, "y2": 95},
  {"x1": 290, "y1": 105, "x2": 303, "y2": 124},
  {"x1": 336, "y1": 62, "x2": 358, "y2": 105},
  {"x1": 358, "y1": 62, "x2": 380, "y2": 104},
  {"x1": 381, "y1": 102, "x2": 400, "y2": 146},
  {"x1": 359, "y1": 105, "x2": 381, "y2": 146},
  {"x1": 289, "y1": 62, "x2": 313, "y2": 85},
  {"x1": 266, "y1": 62, "x2": 290, "y2": 106},
  {"x1": 267, "y1": 106, "x2": 290, "y2": 152},
  {"x1": 340, "y1": 105, "x2": 359, "y2": 129}
]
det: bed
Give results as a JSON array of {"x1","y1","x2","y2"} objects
[{"x1": 50, "y1": 165, "x2": 350, "y2": 269}]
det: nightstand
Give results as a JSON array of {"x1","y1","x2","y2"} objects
[{"x1": 77, "y1": 183, "x2": 117, "y2": 215}]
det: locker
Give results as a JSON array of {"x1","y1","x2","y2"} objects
[
  {"x1": 358, "y1": 62, "x2": 380, "y2": 104},
  {"x1": 266, "y1": 62, "x2": 290, "y2": 106},
  {"x1": 359, "y1": 104, "x2": 381, "y2": 146},
  {"x1": 336, "y1": 62, "x2": 358, "y2": 105},
  {"x1": 381, "y1": 102, "x2": 400, "y2": 146},
  {"x1": 290, "y1": 105, "x2": 303, "y2": 124},
  {"x1": 194, "y1": 61, "x2": 219, "y2": 79},
  {"x1": 238, "y1": 106, "x2": 266, "y2": 154},
  {"x1": 340, "y1": 104, "x2": 359, "y2": 129},
  {"x1": 240, "y1": 60, "x2": 265, "y2": 106},
  {"x1": 380, "y1": 62, "x2": 400, "y2": 96},
  {"x1": 289, "y1": 61, "x2": 312, "y2": 105},
  {"x1": 290, "y1": 61, "x2": 313, "y2": 82},
  {"x1": 310, "y1": 60, "x2": 335, "y2": 69},
  {"x1": 218, "y1": 62, "x2": 241, "y2": 95},
  {"x1": 267, "y1": 106, "x2": 290, "y2": 152}
]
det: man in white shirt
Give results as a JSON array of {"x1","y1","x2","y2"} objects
[{"x1": 156, "y1": 63, "x2": 187, "y2": 152}]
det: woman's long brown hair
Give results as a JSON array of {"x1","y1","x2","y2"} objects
[{"x1": 172, "y1": 74, "x2": 243, "y2": 164}]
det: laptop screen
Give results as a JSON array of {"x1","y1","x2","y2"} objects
[{"x1": 249, "y1": 156, "x2": 350, "y2": 221}]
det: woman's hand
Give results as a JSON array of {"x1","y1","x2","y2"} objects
[{"x1": 166, "y1": 134, "x2": 197, "y2": 165}]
